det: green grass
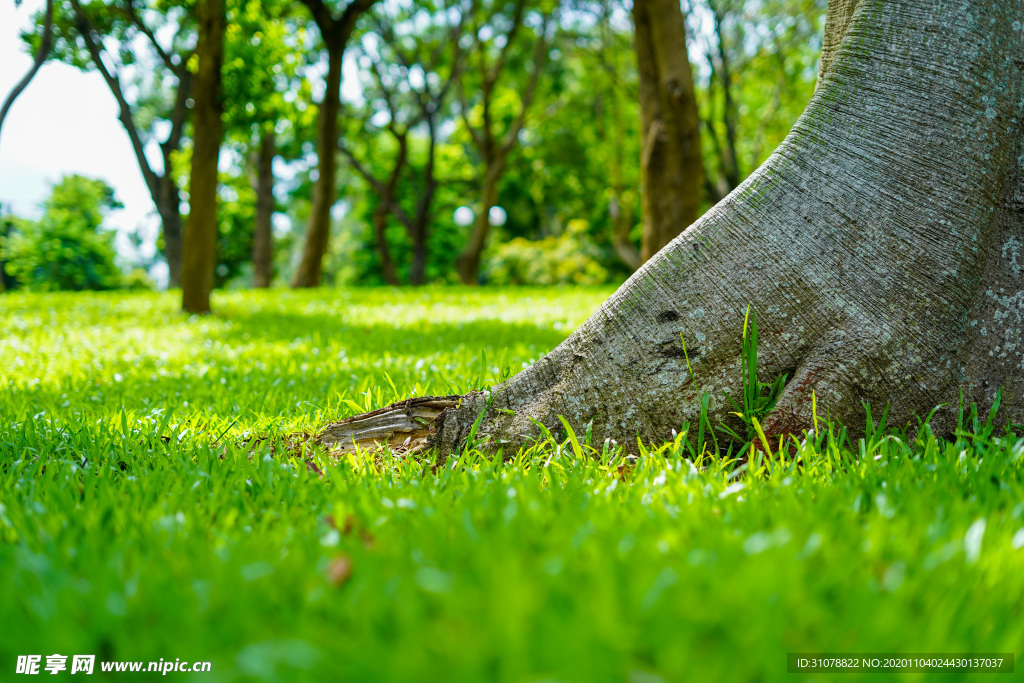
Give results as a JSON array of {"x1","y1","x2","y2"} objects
[{"x1": 2, "y1": 288, "x2": 1023, "y2": 682}]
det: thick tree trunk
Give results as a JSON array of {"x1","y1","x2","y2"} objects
[
  {"x1": 181, "y1": 0, "x2": 225, "y2": 314},
  {"x1": 457, "y1": 163, "x2": 502, "y2": 285},
  {"x1": 0, "y1": 0, "x2": 54, "y2": 155},
  {"x1": 292, "y1": 38, "x2": 343, "y2": 289},
  {"x1": 633, "y1": 0, "x2": 704, "y2": 263},
  {"x1": 251, "y1": 130, "x2": 276, "y2": 288},
  {"x1": 318, "y1": 0, "x2": 1024, "y2": 456}
]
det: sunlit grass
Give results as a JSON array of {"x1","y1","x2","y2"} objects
[{"x1": 2, "y1": 288, "x2": 1023, "y2": 682}]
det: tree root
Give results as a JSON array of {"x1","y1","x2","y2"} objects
[{"x1": 315, "y1": 395, "x2": 463, "y2": 456}]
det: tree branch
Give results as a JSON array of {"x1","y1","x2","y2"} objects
[
  {"x1": 499, "y1": 12, "x2": 551, "y2": 159},
  {"x1": 0, "y1": 0, "x2": 55, "y2": 151},
  {"x1": 123, "y1": 0, "x2": 182, "y2": 77},
  {"x1": 69, "y1": 0, "x2": 161, "y2": 198}
]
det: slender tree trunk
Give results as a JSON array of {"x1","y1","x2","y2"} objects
[
  {"x1": 457, "y1": 162, "x2": 502, "y2": 285},
  {"x1": 409, "y1": 123, "x2": 438, "y2": 287},
  {"x1": 0, "y1": 211, "x2": 11, "y2": 293},
  {"x1": 0, "y1": 0, "x2": 54, "y2": 155},
  {"x1": 633, "y1": 0, "x2": 704, "y2": 263},
  {"x1": 251, "y1": 130, "x2": 276, "y2": 288},
  {"x1": 373, "y1": 203, "x2": 400, "y2": 286},
  {"x1": 292, "y1": 36, "x2": 342, "y2": 289},
  {"x1": 606, "y1": 85, "x2": 641, "y2": 271},
  {"x1": 0, "y1": 218, "x2": 6, "y2": 294},
  {"x1": 318, "y1": 0, "x2": 1024, "y2": 457},
  {"x1": 181, "y1": 0, "x2": 225, "y2": 314},
  {"x1": 156, "y1": 180, "x2": 185, "y2": 288},
  {"x1": 610, "y1": 196, "x2": 641, "y2": 271},
  {"x1": 410, "y1": 224, "x2": 428, "y2": 286}
]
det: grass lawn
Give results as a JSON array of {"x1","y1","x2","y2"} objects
[{"x1": 2, "y1": 287, "x2": 1022, "y2": 682}]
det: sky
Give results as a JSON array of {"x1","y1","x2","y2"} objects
[{"x1": 0, "y1": 0, "x2": 157, "y2": 244}]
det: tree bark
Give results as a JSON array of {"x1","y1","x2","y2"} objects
[
  {"x1": 0, "y1": 0, "x2": 54, "y2": 155},
  {"x1": 633, "y1": 0, "x2": 704, "y2": 263},
  {"x1": 181, "y1": 0, "x2": 225, "y2": 314},
  {"x1": 318, "y1": 0, "x2": 1024, "y2": 456},
  {"x1": 251, "y1": 130, "x2": 276, "y2": 288}
]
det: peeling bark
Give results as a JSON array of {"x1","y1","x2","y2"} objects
[
  {"x1": 318, "y1": 0, "x2": 1024, "y2": 456},
  {"x1": 317, "y1": 396, "x2": 461, "y2": 455}
]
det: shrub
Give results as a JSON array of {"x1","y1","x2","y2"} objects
[
  {"x1": 1, "y1": 175, "x2": 125, "y2": 291},
  {"x1": 486, "y1": 219, "x2": 609, "y2": 286}
]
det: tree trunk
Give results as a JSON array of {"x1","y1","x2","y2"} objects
[
  {"x1": 457, "y1": 163, "x2": 502, "y2": 285},
  {"x1": 251, "y1": 130, "x2": 276, "y2": 288},
  {"x1": 633, "y1": 0, "x2": 704, "y2": 263},
  {"x1": 291, "y1": 35, "x2": 343, "y2": 289},
  {"x1": 409, "y1": 118, "x2": 440, "y2": 287},
  {"x1": 157, "y1": 180, "x2": 185, "y2": 289},
  {"x1": 610, "y1": 196, "x2": 641, "y2": 271},
  {"x1": 317, "y1": 0, "x2": 1024, "y2": 457},
  {"x1": 0, "y1": 0, "x2": 54, "y2": 155},
  {"x1": 410, "y1": 224, "x2": 428, "y2": 286},
  {"x1": 181, "y1": 0, "x2": 225, "y2": 314},
  {"x1": 373, "y1": 203, "x2": 400, "y2": 286}
]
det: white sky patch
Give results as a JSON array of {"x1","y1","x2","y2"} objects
[{"x1": 0, "y1": 0, "x2": 155, "y2": 244}]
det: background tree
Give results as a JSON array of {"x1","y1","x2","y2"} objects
[
  {"x1": 690, "y1": 0, "x2": 826, "y2": 199},
  {"x1": 632, "y1": 0, "x2": 703, "y2": 262},
  {"x1": 290, "y1": 0, "x2": 377, "y2": 288},
  {"x1": 481, "y1": 1, "x2": 640, "y2": 281},
  {"x1": 454, "y1": 0, "x2": 555, "y2": 285},
  {"x1": 0, "y1": 0, "x2": 55, "y2": 154},
  {"x1": 339, "y1": 0, "x2": 469, "y2": 285},
  {"x1": 220, "y1": 0, "x2": 307, "y2": 287},
  {"x1": 590, "y1": 0, "x2": 641, "y2": 270},
  {"x1": 180, "y1": 0, "x2": 226, "y2": 313},
  {"x1": 52, "y1": 0, "x2": 196, "y2": 287}
]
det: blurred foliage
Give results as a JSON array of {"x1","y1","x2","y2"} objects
[
  {"x1": 0, "y1": 175, "x2": 131, "y2": 291},
  {"x1": 688, "y1": 0, "x2": 826, "y2": 195},
  {"x1": 14, "y1": 0, "x2": 826, "y2": 290},
  {"x1": 487, "y1": 218, "x2": 608, "y2": 285}
]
